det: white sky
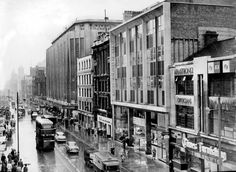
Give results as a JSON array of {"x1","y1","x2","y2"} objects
[{"x1": 0, "y1": 0, "x2": 159, "y2": 90}]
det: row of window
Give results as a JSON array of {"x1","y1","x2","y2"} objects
[
  {"x1": 78, "y1": 74, "x2": 92, "y2": 85},
  {"x1": 94, "y1": 80, "x2": 109, "y2": 92},
  {"x1": 78, "y1": 59, "x2": 91, "y2": 71},
  {"x1": 94, "y1": 96, "x2": 110, "y2": 110},
  {"x1": 78, "y1": 87, "x2": 92, "y2": 98},
  {"x1": 114, "y1": 15, "x2": 163, "y2": 58},
  {"x1": 78, "y1": 101, "x2": 92, "y2": 112}
]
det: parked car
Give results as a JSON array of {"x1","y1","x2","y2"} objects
[
  {"x1": 65, "y1": 141, "x2": 79, "y2": 154},
  {"x1": 55, "y1": 131, "x2": 66, "y2": 142}
]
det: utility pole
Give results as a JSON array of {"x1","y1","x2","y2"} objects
[
  {"x1": 16, "y1": 92, "x2": 20, "y2": 157},
  {"x1": 218, "y1": 96, "x2": 222, "y2": 171},
  {"x1": 104, "y1": 9, "x2": 108, "y2": 33}
]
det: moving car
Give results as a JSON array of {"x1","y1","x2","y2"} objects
[
  {"x1": 55, "y1": 131, "x2": 66, "y2": 142},
  {"x1": 31, "y1": 111, "x2": 39, "y2": 120},
  {"x1": 65, "y1": 141, "x2": 79, "y2": 154}
]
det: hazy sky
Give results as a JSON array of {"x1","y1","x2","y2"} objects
[{"x1": 0, "y1": 0, "x2": 159, "y2": 90}]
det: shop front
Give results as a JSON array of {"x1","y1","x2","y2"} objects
[
  {"x1": 97, "y1": 115, "x2": 112, "y2": 138},
  {"x1": 114, "y1": 106, "x2": 128, "y2": 141},
  {"x1": 133, "y1": 116, "x2": 146, "y2": 151}
]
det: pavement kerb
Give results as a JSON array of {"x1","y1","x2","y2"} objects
[{"x1": 59, "y1": 126, "x2": 131, "y2": 172}]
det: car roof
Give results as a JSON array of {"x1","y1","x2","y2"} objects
[
  {"x1": 68, "y1": 141, "x2": 76, "y2": 144},
  {"x1": 56, "y1": 131, "x2": 64, "y2": 134}
]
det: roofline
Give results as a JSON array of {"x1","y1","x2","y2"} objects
[
  {"x1": 52, "y1": 19, "x2": 122, "y2": 44},
  {"x1": 110, "y1": 1, "x2": 165, "y2": 32},
  {"x1": 110, "y1": 0, "x2": 234, "y2": 33}
]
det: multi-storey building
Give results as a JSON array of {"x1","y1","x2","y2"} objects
[
  {"x1": 31, "y1": 66, "x2": 46, "y2": 98},
  {"x1": 77, "y1": 55, "x2": 93, "y2": 131},
  {"x1": 169, "y1": 37, "x2": 236, "y2": 171},
  {"x1": 92, "y1": 33, "x2": 112, "y2": 137},
  {"x1": 110, "y1": 0, "x2": 236, "y2": 163},
  {"x1": 46, "y1": 19, "x2": 121, "y2": 117}
]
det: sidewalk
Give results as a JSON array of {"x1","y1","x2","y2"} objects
[{"x1": 60, "y1": 125, "x2": 169, "y2": 172}]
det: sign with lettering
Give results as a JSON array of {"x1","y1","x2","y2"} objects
[
  {"x1": 175, "y1": 95, "x2": 194, "y2": 106},
  {"x1": 174, "y1": 65, "x2": 193, "y2": 76},
  {"x1": 97, "y1": 115, "x2": 112, "y2": 125},
  {"x1": 200, "y1": 145, "x2": 227, "y2": 162},
  {"x1": 182, "y1": 138, "x2": 198, "y2": 150}
]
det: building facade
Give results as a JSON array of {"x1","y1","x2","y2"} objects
[
  {"x1": 77, "y1": 55, "x2": 93, "y2": 132},
  {"x1": 92, "y1": 33, "x2": 112, "y2": 137},
  {"x1": 46, "y1": 19, "x2": 121, "y2": 117},
  {"x1": 31, "y1": 66, "x2": 46, "y2": 98},
  {"x1": 110, "y1": 0, "x2": 236, "y2": 162},
  {"x1": 169, "y1": 53, "x2": 236, "y2": 171}
]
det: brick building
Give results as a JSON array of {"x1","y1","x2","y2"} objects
[
  {"x1": 109, "y1": 0, "x2": 236, "y2": 163},
  {"x1": 92, "y1": 33, "x2": 112, "y2": 137}
]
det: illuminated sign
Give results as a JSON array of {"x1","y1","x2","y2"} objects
[
  {"x1": 175, "y1": 95, "x2": 194, "y2": 106},
  {"x1": 175, "y1": 65, "x2": 193, "y2": 76},
  {"x1": 182, "y1": 138, "x2": 198, "y2": 150}
]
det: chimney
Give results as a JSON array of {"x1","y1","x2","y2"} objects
[
  {"x1": 123, "y1": 11, "x2": 142, "y2": 22},
  {"x1": 204, "y1": 31, "x2": 218, "y2": 47}
]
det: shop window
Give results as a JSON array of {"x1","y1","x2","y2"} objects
[
  {"x1": 208, "y1": 73, "x2": 235, "y2": 97},
  {"x1": 176, "y1": 105, "x2": 194, "y2": 129},
  {"x1": 151, "y1": 112, "x2": 157, "y2": 124},
  {"x1": 176, "y1": 76, "x2": 193, "y2": 95}
]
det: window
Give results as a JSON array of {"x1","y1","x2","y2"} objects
[
  {"x1": 75, "y1": 38, "x2": 79, "y2": 58},
  {"x1": 150, "y1": 62, "x2": 156, "y2": 76},
  {"x1": 79, "y1": 38, "x2": 85, "y2": 57},
  {"x1": 147, "y1": 90, "x2": 154, "y2": 104},
  {"x1": 157, "y1": 61, "x2": 164, "y2": 75},
  {"x1": 176, "y1": 76, "x2": 193, "y2": 95},
  {"x1": 121, "y1": 32, "x2": 126, "y2": 55},
  {"x1": 137, "y1": 25, "x2": 142, "y2": 51},
  {"x1": 116, "y1": 90, "x2": 120, "y2": 101},
  {"x1": 130, "y1": 28, "x2": 135, "y2": 53},
  {"x1": 176, "y1": 105, "x2": 194, "y2": 129},
  {"x1": 146, "y1": 19, "x2": 155, "y2": 49},
  {"x1": 130, "y1": 90, "x2": 135, "y2": 102},
  {"x1": 115, "y1": 35, "x2": 119, "y2": 57},
  {"x1": 208, "y1": 73, "x2": 235, "y2": 97},
  {"x1": 140, "y1": 90, "x2": 143, "y2": 103}
]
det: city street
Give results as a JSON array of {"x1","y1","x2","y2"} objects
[{"x1": 7, "y1": 110, "x2": 169, "y2": 172}]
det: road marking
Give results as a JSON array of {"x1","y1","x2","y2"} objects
[{"x1": 55, "y1": 144, "x2": 80, "y2": 172}]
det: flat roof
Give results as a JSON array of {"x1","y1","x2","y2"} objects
[{"x1": 52, "y1": 19, "x2": 122, "y2": 44}]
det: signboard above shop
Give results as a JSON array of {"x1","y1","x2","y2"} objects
[
  {"x1": 208, "y1": 59, "x2": 236, "y2": 74},
  {"x1": 174, "y1": 65, "x2": 193, "y2": 76}
]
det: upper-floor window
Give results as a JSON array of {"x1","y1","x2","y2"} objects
[
  {"x1": 137, "y1": 24, "x2": 142, "y2": 51},
  {"x1": 146, "y1": 19, "x2": 155, "y2": 49},
  {"x1": 129, "y1": 28, "x2": 135, "y2": 53},
  {"x1": 176, "y1": 76, "x2": 193, "y2": 95},
  {"x1": 115, "y1": 35, "x2": 119, "y2": 57},
  {"x1": 121, "y1": 32, "x2": 126, "y2": 55}
]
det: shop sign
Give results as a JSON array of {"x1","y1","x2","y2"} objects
[
  {"x1": 97, "y1": 115, "x2": 112, "y2": 125},
  {"x1": 174, "y1": 65, "x2": 193, "y2": 76},
  {"x1": 208, "y1": 61, "x2": 220, "y2": 74},
  {"x1": 175, "y1": 95, "x2": 194, "y2": 106},
  {"x1": 223, "y1": 60, "x2": 230, "y2": 73},
  {"x1": 200, "y1": 145, "x2": 227, "y2": 162},
  {"x1": 182, "y1": 138, "x2": 198, "y2": 150}
]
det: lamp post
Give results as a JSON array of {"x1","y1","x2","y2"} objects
[
  {"x1": 217, "y1": 96, "x2": 222, "y2": 171},
  {"x1": 16, "y1": 92, "x2": 20, "y2": 157}
]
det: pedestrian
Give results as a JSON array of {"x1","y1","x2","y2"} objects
[
  {"x1": 152, "y1": 148, "x2": 156, "y2": 160},
  {"x1": 11, "y1": 164, "x2": 17, "y2": 172},
  {"x1": 1, "y1": 153, "x2": 6, "y2": 163},
  {"x1": 7, "y1": 153, "x2": 12, "y2": 164},
  {"x1": 23, "y1": 164, "x2": 28, "y2": 172},
  {"x1": 18, "y1": 159, "x2": 23, "y2": 169},
  {"x1": 1, "y1": 160, "x2": 7, "y2": 172}
]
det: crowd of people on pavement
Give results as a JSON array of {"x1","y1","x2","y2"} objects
[{"x1": 1, "y1": 149, "x2": 28, "y2": 172}]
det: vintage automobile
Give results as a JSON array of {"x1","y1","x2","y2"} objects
[
  {"x1": 55, "y1": 131, "x2": 66, "y2": 142},
  {"x1": 65, "y1": 141, "x2": 79, "y2": 154}
]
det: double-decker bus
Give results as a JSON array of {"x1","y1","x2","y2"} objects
[
  {"x1": 41, "y1": 114, "x2": 58, "y2": 128},
  {"x1": 35, "y1": 117, "x2": 56, "y2": 151}
]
